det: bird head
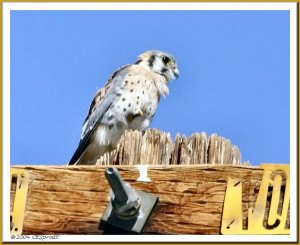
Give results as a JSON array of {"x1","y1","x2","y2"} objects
[{"x1": 136, "y1": 50, "x2": 179, "y2": 82}]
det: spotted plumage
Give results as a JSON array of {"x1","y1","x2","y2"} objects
[{"x1": 69, "y1": 50, "x2": 179, "y2": 165}]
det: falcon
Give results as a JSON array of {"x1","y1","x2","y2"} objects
[{"x1": 68, "y1": 50, "x2": 179, "y2": 165}]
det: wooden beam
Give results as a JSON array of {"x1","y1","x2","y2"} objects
[{"x1": 10, "y1": 164, "x2": 280, "y2": 235}]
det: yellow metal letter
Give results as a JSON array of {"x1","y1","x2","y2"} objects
[
  {"x1": 10, "y1": 169, "x2": 29, "y2": 235},
  {"x1": 221, "y1": 164, "x2": 290, "y2": 234}
]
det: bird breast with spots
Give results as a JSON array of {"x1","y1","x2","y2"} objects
[{"x1": 102, "y1": 72, "x2": 160, "y2": 135}]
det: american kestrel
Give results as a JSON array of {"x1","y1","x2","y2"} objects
[{"x1": 68, "y1": 50, "x2": 179, "y2": 165}]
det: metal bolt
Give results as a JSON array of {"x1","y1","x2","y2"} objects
[
  {"x1": 105, "y1": 167, "x2": 128, "y2": 204},
  {"x1": 105, "y1": 167, "x2": 141, "y2": 217}
]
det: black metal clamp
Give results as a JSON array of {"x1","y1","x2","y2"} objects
[{"x1": 99, "y1": 167, "x2": 158, "y2": 234}]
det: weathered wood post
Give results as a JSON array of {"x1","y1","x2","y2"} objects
[{"x1": 10, "y1": 129, "x2": 289, "y2": 235}]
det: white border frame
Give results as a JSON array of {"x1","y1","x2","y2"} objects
[{"x1": 3, "y1": 2, "x2": 298, "y2": 243}]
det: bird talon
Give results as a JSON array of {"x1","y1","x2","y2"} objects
[{"x1": 138, "y1": 109, "x2": 144, "y2": 116}]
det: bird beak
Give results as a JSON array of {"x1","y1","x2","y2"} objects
[{"x1": 173, "y1": 69, "x2": 180, "y2": 79}]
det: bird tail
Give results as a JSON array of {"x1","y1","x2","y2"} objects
[
  {"x1": 68, "y1": 135, "x2": 91, "y2": 165},
  {"x1": 68, "y1": 141, "x2": 111, "y2": 165}
]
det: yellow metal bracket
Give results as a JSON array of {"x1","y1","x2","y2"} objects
[
  {"x1": 10, "y1": 169, "x2": 29, "y2": 235},
  {"x1": 221, "y1": 164, "x2": 290, "y2": 234}
]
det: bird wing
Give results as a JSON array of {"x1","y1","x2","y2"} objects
[{"x1": 68, "y1": 64, "x2": 130, "y2": 165}]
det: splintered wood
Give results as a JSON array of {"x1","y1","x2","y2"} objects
[{"x1": 96, "y1": 129, "x2": 243, "y2": 165}]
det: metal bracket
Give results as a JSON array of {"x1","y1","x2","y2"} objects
[
  {"x1": 11, "y1": 169, "x2": 29, "y2": 235},
  {"x1": 221, "y1": 164, "x2": 290, "y2": 234},
  {"x1": 99, "y1": 167, "x2": 158, "y2": 234}
]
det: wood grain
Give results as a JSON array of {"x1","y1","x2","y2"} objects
[{"x1": 10, "y1": 164, "x2": 285, "y2": 235}]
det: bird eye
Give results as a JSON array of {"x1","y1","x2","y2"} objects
[{"x1": 162, "y1": 56, "x2": 170, "y2": 64}]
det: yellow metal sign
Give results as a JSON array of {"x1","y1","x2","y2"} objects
[
  {"x1": 221, "y1": 164, "x2": 290, "y2": 234},
  {"x1": 10, "y1": 169, "x2": 29, "y2": 235}
]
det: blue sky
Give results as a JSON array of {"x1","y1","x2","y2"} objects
[{"x1": 10, "y1": 10, "x2": 290, "y2": 165}]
